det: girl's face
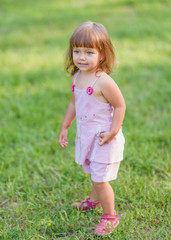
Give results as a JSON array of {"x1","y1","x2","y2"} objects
[{"x1": 72, "y1": 47, "x2": 100, "y2": 73}]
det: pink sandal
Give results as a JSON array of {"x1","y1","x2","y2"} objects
[
  {"x1": 71, "y1": 196, "x2": 100, "y2": 211},
  {"x1": 94, "y1": 214, "x2": 119, "y2": 236}
]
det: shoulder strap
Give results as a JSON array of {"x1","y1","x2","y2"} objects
[
  {"x1": 91, "y1": 76, "x2": 99, "y2": 88},
  {"x1": 91, "y1": 73, "x2": 106, "y2": 88},
  {"x1": 73, "y1": 71, "x2": 80, "y2": 85}
]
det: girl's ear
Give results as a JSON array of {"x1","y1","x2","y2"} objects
[{"x1": 99, "y1": 51, "x2": 105, "y2": 62}]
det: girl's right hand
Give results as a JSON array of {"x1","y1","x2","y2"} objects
[{"x1": 58, "y1": 128, "x2": 68, "y2": 148}]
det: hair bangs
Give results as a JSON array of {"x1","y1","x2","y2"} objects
[{"x1": 71, "y1": 28, "x2": 98, "y2": 49}]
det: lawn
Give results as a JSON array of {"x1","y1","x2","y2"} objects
[{"x1": 0, "y1": 0, "x2": 170, "y2": 239}]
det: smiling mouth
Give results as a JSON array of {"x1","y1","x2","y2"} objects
[{"x1": 78, "y1": 63, "x2": 88, "y2": 66}]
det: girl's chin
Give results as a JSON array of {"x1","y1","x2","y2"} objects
[
  {"x1": 78, "y1": 66, "x2": 90, "y2": 71},
  {"x1": 77, "y1": 66, "x2": 97, "y2": 73},
  {"x1": 78, "y1": 65, "x2": 88, "y2": 69}
]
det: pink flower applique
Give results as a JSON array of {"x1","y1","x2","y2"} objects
[
  {"x1": 86, "y1": 86, "x2": 93, "y2": 95},
  {"x1": 71, "y1": 84, "x2": 75, "y2": 92}
]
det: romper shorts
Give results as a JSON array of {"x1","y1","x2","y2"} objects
[{"x1": 82, "y1": 159, "x2": 120, "y2": 182}]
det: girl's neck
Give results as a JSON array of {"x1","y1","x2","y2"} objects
[{"x1": 79, "y1": 69, "x2": 103, "y2": 77}]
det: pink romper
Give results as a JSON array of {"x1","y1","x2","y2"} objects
[{"x1": 72, "y1": 72, "x2": 125, "y2": 182}]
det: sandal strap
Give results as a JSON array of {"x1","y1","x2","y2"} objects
[
  {"x1": 85, "y1": 196, "x2": 99, "y2": 209},
  {"x1": 79, "y1": 196, "x2": 100, "y2": 210},
  {"x1": 94, "y1": 216, "x2": 119, "y2": 236},
  {"x1": 101, "y1": 214, "x2": 118, "y2": 220},
  {"x1": 86, "y1": 197, "x2": 99, "y2": 205}
]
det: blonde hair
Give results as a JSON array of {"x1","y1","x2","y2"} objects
[{"x1": 66, "y1": 22, "x2": 116, "y2": 76}]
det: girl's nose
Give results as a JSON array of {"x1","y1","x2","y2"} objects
[{"x1": 80, "y1": 53, "x2": 86, "y2": 60}]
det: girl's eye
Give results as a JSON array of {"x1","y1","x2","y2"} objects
[
  {"x1": 87, "y1": 51, "x2": 93, "y2": 55},
  {"x1": 74, "y1": 50, "x2": 79, "y2": 54}
]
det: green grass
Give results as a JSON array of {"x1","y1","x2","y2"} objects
[{"x1": 0, "y1": 0, "x2": 170, "y2": 239}]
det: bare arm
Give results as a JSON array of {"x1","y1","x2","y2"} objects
[
  {"x1": 58, "y1": 91, "x2": 76, "y2": 147},
  {"x1": 98, "y1": 75, "x2": 126, "y2": 145},
  {"x1": 61, "y1": 92, "x2": 76, "y2": 129}
]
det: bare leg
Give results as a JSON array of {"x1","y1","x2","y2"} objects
[
  {"x1": 90, "y1": 184, "x2": 99, "y2": 202},
  {"x1": 92, "y1": 181, "x2": 115, "y2": 215}
]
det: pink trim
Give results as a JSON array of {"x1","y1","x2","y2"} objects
[
  {"x1": 101, "y1": 214, "x2": 118, "y2": 220},
  {"x1": 71, "y1": 84, "x2": 75, "y2": 92}
]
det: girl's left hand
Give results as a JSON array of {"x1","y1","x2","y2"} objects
[{"x1": 98, "y1": 131, "x2": 115, "y2": 146}]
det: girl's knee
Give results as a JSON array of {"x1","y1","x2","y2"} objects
[{"x1": 92, "y1": 181, "x2": 108, "y2": 188}]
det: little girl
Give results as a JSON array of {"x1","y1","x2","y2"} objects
[{"x1": 59, "y1": 21, "x2": 126, "y2": 236}]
